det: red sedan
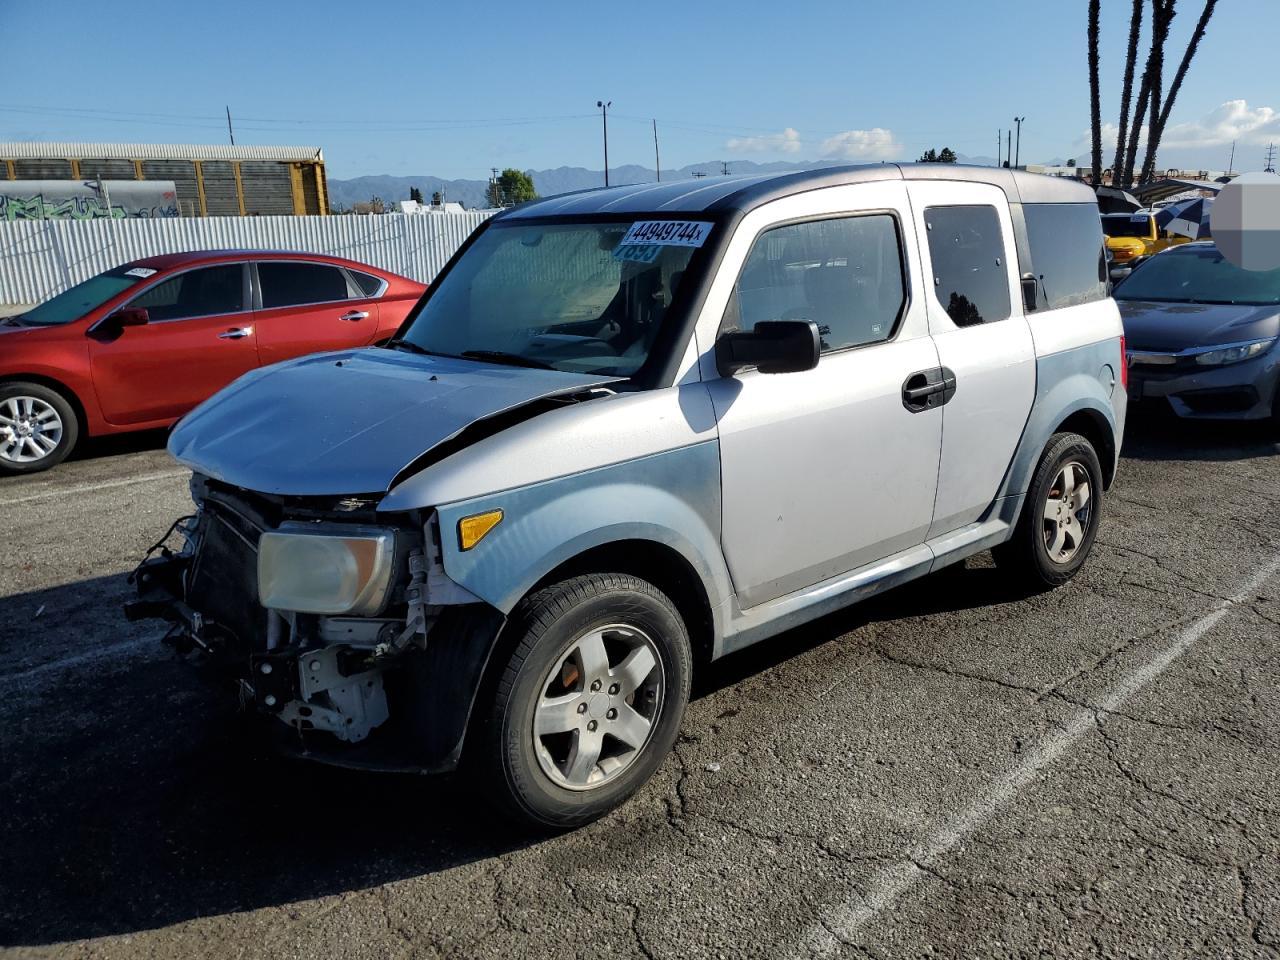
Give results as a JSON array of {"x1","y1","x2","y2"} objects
[{"x1": 0, "y1": 251, "x2": 426, "y2": 474}]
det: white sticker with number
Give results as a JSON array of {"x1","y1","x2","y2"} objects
[{"x1": 620, "y1": 220, "x2": 713, "y2": 247}]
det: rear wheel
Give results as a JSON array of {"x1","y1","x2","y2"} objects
[
  {"x1": 0, "y1": 382, "x2": 78, "y2": 475},
  {"x1": 994, "y1": 432, "x2": 1103, "y2": 589},
  {"x1": 477, "y1": 572, "x2": 692, "y2": 828}
]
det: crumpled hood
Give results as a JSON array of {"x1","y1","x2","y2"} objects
[
  {"x1": 1118, "y1": 299, "x2": 1280, "y2": 352},
  {"x1": 169, "y1": 348, "x2": 620, "y2": 496}
]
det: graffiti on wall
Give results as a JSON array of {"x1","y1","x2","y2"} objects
[{"x1": 0, "y1": 180, "x2": 179, "y2": 221}]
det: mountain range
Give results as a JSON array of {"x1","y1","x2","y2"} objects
[{"x1": 327, "y1": 154, "x2": 1004, "y2": 211}]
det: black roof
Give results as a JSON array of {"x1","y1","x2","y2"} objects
[{"x1": 499, "y1": 163, "x2": 1096, "y2": 220}]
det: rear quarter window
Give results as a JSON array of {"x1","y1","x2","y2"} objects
[{"x1": 1023, "y1": 203, "x2": 1108, "y2": 310}]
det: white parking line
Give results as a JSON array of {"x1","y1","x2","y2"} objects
[
  {"x1": 795, "y1": 551, "x2": 1280, "y2": 959},
  {"x1": 0, "y1": 469, "x2": 188, "y2": 507}
]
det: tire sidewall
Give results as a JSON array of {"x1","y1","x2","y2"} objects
[
  {"x1": 0, "y1": 382, "x2": 78, "y2": 475},
  {"x1": 1028, "y1": 434, "x2": 1104, "y2": 583},
  {"x1": 495, "y1": 578, "x2": 691, "y2": 828}
]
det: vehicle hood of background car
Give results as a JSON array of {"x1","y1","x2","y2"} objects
[
  {"x1": 1117, "y1": 300, "x2": 1280, "y2": 352},
  {"x1": 168, "y1": 349, "x2": 622, "y2": 497}
]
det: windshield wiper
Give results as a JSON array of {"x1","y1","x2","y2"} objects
[
  {"x1": 460, "y1": 350, "x2": 555, "y2": 370},
  {"x1": 383, "y1": 338, "x2": 438, "y2": 356}
]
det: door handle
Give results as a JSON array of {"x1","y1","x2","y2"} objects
[
  {"x1": 218, "y1": 327, "x2": 253, "y2": 340},
  {"x1": 902, "y1": 367, "x2": 957, "y2": 412},
  {"x1": 339, "y1": 311, "x2": 369, "y2": 322}
]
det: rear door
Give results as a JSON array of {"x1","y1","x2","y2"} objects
[
  {"x1": 906, "y1": 182, "x2": 1036, "y2": 538},
  {"x1": 88, "y1": 262, "x2": 258, "y2": 425},
  {"x1": 252, "y1": 260, "x2": 381, "y2": 365}
]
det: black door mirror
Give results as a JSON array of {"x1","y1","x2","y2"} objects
[
  {"x1": 716, "y1": 320, "x2": 821, "y2": 376},
  {"x1": 112, "y1": 307, "x2": 150, "y2": 327}
]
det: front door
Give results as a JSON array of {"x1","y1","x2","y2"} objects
[
  {"x1": 905, "y1": 182, "x2": 1036, "y2": 538},
  {"x1": 88, "y1": 262, "x2": 258, "y2": 425},
  {"x1": 253, "y1": 260, "x2": 381, "y2": 365},
  {"x1": 706, "y1": 182, "x2": 943, "y2": 609}
]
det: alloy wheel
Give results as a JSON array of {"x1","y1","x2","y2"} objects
[
  {"x1": 531, "y1": 623, "x2": 665, "y2": 791},
  {"x1": 1042, "y1": 461, "x2": 1092, "y2": 564},
  {"x1": 0, "y1": 396, "x2": 64, "y2": 464}
]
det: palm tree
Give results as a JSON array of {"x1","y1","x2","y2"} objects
[
  {"x1": 1140, "y1": 0, "x2": 1218, "y2": 180},
  {"x1": 1138, "y1": 0, "x2": 1176, "y2": 184},
  {"x1": 1123, "y1": 0, "x2": 1175, "y2": 186},
  {"x1": 1088, "y1": 0, "x2": 1103, "y2": 185},
  {"x1": 1112, "y1": 0, "x2": 1145, "y2": 183}
]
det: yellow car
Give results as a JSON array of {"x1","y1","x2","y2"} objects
[{"x1": 1101, "y1": 212, "x2": 1188, "y2": 265}]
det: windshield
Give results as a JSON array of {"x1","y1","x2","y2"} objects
[
  {"x1": 1102, "y1": 215, "x2": 1153, "y2": 239},
  {"x1": 1114, "y1": 246, "x2": 1280, "y2": 306},
  {"x1": 395, "y1": 220, "x2": 704, "y2": 376},
  {"x1": 19, "y1": 266, "x2": 152, "y2": 325}
]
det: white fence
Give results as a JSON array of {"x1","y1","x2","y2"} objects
[{"x1": 0, "y1": 211, "x2": 494, "y2": 306}]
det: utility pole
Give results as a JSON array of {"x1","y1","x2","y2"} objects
[
  {"x1": 225, "y1": 106, "x2": 235, "y2": 146},
  {"x1": 596, "y1": 100, "x2": 612, "y2": 186},
  {"x1": 721, "y1": 161, "x2": 730, "y2": 176},
  {"x1": 1265, "y1": 143, "x2": 1277, "y2": 174},
  {"x1": 1006, "y1": 130, "x2": 1012, "y2": 168},
  {"x1": 653, "y1": 119, "x2": 661, "y2": 182},
  {"x1": 1013, "y1": 116, "x2": 1025, "y2": 168},
  {"x1": 997, "y1": 129, "x2": 1002, "y2": 167},
  {"x1": 1227, "y1": 140, "x2": 1236, "y2": 175}
]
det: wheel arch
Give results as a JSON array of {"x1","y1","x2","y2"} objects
[{"x1": 1054, "y1": 407, "x2": 1117, "y2": 489}]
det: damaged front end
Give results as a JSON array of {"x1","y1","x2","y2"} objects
[{"x1": 127, "y1": 474, "x2": 502, "y2": 772}]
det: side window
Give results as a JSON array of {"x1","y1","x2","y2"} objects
[
  {"x1": 923, "y1": 205, "x2": 1011, "y2": 327},
  {"x1": 728, "y1": 214, "x2": 906, "y2": 353},
  {"x1": 258, "y1": 262, "x2": 351, "y2": 309},
  {"x1": 1022, "y1": 203, "x2": 1108, "y2": 310},
  {"x1": 349, "y1": 270, "x2": 385, "y2": 298},
  {"x1": 129, "y1": 264, "x2": 244, "y2": 321}
]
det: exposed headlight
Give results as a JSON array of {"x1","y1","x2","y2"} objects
[
  {"x1": 258, "y1": 525, "x2": 396, "y2": 615},
  {"x1": 1193, "y1": 338, "x2": 1276, "y2": 366}
]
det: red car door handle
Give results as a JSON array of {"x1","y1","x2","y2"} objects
[
  {"x1": 339, "y1": 311, "x2": 369, "y2": 322},
  {"x1": 218, "y1": 327, "x2": 253, "y2": 340}
]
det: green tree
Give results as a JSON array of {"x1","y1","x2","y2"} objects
[
  {"x1": 431, "y1": 190, "x2": 443, "y2": 206},
  {"x1": 918, "y1": 147, "x2": 957, "y2": 164},
  {"x1": 409, "y1": 186, "x2": 424, "y2": 204},
  {"x1": 487, "y1": 168, "x2": 538, "y2": 207},
  {"x1": 1088, "y1": 0, "x2": 1102, "y2": 186}
]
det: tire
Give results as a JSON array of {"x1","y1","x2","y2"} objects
[
  {"x1": 0, "y1": 382, "x2": 79, "y2": 475},
  {"x1": 477, "y1": 572, "x2": 692, "y2": 829},
  {"x1": 993, "y1": 431, "x2": 1104, "y2": 590}
]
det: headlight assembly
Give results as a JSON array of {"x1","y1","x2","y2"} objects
[
  {"x1": 1193, "y1": 338, "x2": 1276, "y2": 367},
  {"x1": 258, "y1": 524, "x2": 397, "y2": 615}
]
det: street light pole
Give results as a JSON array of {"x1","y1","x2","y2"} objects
[
  {"x1": 597, "y1": 100, "x2": 612, "y2": 187},
  {"x1": 1013, "y1": 116, "x2": 1026, "y2": 168}
]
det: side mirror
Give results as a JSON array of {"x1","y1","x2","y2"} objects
[
  {"x1": 716, "y1": 319, "x2": 821, "y2": 376},
  {"x1": 113, "y1": 307, "x2": 150, "y2": 327}
]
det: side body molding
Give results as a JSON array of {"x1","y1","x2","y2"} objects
[{"x1": 433, "y1": 442, "x2": 733, "y2": 636}]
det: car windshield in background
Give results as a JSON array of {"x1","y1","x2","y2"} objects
[
  {"x1": 396, "y1": 220, "x2": 704, "y2": 376},
  {"x1": 1114, "y1": 246, "x2": 1280, "y2": 306},
  {"x1": 1101, "y1": 215, "x2": 1152, "y2": 239},
  {"x1": 17, "y1": 266, "x2": 153, "y2": 325}
]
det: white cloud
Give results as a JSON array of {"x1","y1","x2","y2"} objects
[
  {"x1": 1160, "y1": 99, "x2": 1280, "y2": 148},
  {"x1": 726, "y1": 127, "x2": 803, "y2": 154},
  {"x1": 1081, "y1": 100, "x2": 1280, "y2": 154},
  {"x1": 820, "y1": 127, "x2": 901, "y2": 160}
]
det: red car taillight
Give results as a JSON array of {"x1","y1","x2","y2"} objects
[{"x1": 1119, "y1": 335, "x2": 1129, "y2": 391}]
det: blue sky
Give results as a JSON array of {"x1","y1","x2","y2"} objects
[{"x1": 4, "y1": 0, "x2": 1277, "y2": 179}]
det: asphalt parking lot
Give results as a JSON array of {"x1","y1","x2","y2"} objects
[{"x1": 2, "y1": 416, "x2": 1279, "y2": 960}]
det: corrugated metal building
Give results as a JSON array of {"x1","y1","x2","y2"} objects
[{"x1": 0, "y1": 143, "x2": 329, "y2": 216}]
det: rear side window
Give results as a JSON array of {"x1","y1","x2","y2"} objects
[
  {"x1": 130, "y1": 264, "x2": 244, "y2": 321},
  {"x1": 258, "y1": 262, "x2": 351, "y2": 308},
  {"x1": 924, "y1": 205, "x2": 1010, "y2": 326},
  {"x1": 349, "y1": 270, "x2": 385, "y2": 297},
  {"x1": 729, "y1": 214, "x2": 906, "y2": 353},
  {"x1": 1024, "y1": 203, "x2": 1108, "y2": 310}
]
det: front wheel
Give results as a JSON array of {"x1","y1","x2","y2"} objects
[
  {"x1": 994, "y1": 431, "x2": 1104, "y2": 589},
  {"x1": 477, "y1": 573, "x2": 692, "y2": 828},
  {"x1": 0, "y1": 382, "x2": 79, "y2": 475}
]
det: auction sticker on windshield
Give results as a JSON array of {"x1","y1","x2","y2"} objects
[{"x1": 620, "y1": 220, "x2": 713, "y2": 247}]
